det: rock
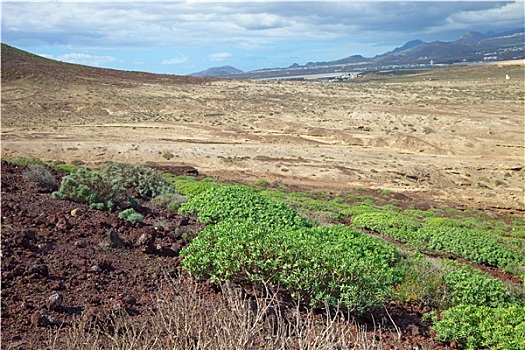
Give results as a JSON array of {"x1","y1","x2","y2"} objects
[
  {"x1": 55, "y1": 216, "x2": 71, "y2": 231},
  {"x1": 109, "y1": 231, "x2": 130, "y2": 248},
  {"x1": 74, "y1": 240, "x2": 87, "y2": 248},
  {"x1": 135, "y1": 231, "x2": 156, "y2": 254},
  {"x1": 70, "y1": 208, "x2": 82, "y2": 217},
  {"x1": 90, "y1": 265, "x2": 103, "y2": 273},
  {"x1": 99, "y1": 230, "x2": 130, "y2": 249},
  {"x1": 83, "y1": 306, "x2": 109, "y2": 329},
  {"x1": 47, "y1": 292, "x2": 63, "y2": 311},
  {"x1": 28, "y1": 264, "x2": 49, "y2": 277},
  {"x1": 169, "y1": 228, "x2": 182, "y2": 240},
  {"x1": 31, "y1": 311, "x2": 63, "y2": 327},
  {"x1": 179, "y1": 216, "x2": 190, "y2": 226}
]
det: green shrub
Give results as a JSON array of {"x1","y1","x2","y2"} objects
[
  {"x1": 339, "y1": 204, "x2": 380, "y2": 218},
  {"x1": 22, "y1": 164, "x2": 58, "y2": 191},
  {"x1": 351, "y1": 211, "x2": 421, "y2": 243},
  {"x1": 392, "y1": 254, "x2": 448, "y2": 307},
  {"x1": 179, "y1": 185, "x2": 311, "y2": 229},
  {"x1": 433, "y1": 305, "x2": 525, "y2": 350},
  {"x1": 416, "y1": 227, "x2": 524, "y2": 269},
  {"x1": 151, "y1": 193, "x2": 189, "y2": 211},
  {"x1": 118, "y1": 208, "x2": 143, "y2": 223},
  {"x1": 171, "y1": 176, "x2": 219, "y2": 197},
  {"x1": 181, "y1": 220, "x2": 400, "y2": 313},
  {"x1": 53, "y1": 168, "x2": 125, "y2": 210},
  {"x1": 104, "y1": 162, "x2": 175, "y2": 198},
  {"x1": 443, "y1": 262, "x2": 523, "y2": 309},
  {"x1": 53, "y1": 163, "x2": 183, "y2": 211}
]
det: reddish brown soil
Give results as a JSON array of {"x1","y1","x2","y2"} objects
[{"x1": 1, "y1": 162, "x2": 452, "y2": 349}]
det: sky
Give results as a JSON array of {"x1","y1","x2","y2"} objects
[{"x1": 2, "y1": 1, "x2": 524, "y2": 75}]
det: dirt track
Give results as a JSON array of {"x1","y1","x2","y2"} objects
[{"x1": 2, "y1": 63, "x2": 524, "y2": 213}]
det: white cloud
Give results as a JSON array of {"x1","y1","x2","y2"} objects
[
  {"x1": 443, "y1": 2, "x2": 524, "y2": 30},
  {"x1": 209, "y1": 52, "x2": 233, "y2": 62},
  {"x1": 234, "y1": 13, "x2": 291, "y2": 30},
  {"x1": 39, "y1": 53, "x2": 116, "y2": 66},
  {"x1": 161, "y1": 55, "x2": 190, "y2": 64},
  {"x1": 4, "y1": 2, "x2": 522, "y2": 51}
]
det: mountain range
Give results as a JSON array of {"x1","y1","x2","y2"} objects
[{"x1": 191, "y1": 28, "x2": 524, "y2": 79}]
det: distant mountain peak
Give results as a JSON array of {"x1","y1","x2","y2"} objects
[
  {"x1": 191, "y1": 65, "x2": 243, "y2": 77},
  {"x1": 395, "y1": 39, "x2": 424, "y2": 52},
  {"x1": 455, "y1": 31, "x2": 485, "y2": 45}
]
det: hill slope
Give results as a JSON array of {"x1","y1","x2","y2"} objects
[{"x1": 1, "y1": 43, "x2": 212, "y2": 85}]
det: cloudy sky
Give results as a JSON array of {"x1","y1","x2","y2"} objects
[{"x1": 2, "y1": 1, "x2": 524, "y2": 75}]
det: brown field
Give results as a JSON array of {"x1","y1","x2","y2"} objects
[{"x1": 2, "y1": 57, "x2": 524, "y2": 213}]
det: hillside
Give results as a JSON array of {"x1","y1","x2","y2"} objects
[{"x1": 1, "y1": 43, "x2": 212, "y2": 86}]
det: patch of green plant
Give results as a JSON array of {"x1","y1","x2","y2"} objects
[
  {"x1": 104, "y1": 162, "x2": 176, "y2": 198},
  {"x1": 392, "y1": 254, "x2": 448, "y2": 308},
  {"x1": 5, "y1": 157, "x2": 46, "y2": 167},
  {"x1": 403, "y1": 208, "x2": 437, "y2": 218},
  {"x1": 118, "y1": 208, "x2": 143, "y2": 223},
  {"x1": 170, "y1": 176, "x2": 221, "y2": 197},
  {"x1": 432, "y1": 305, "x2": 525, "y2": 350},
  {"x1": 53, "y1": 167, "x2": 125, "y2": 210},
  {"x1": 151, "y1": 193, "x2": 189, "y2": 211},
  {"x1": 339, "y1": 204, "x2": 382, "y2": 218},
  {"x1": 49, "y1": 163, "x2": 79, "y2": 174},
  {"x1": 442, "y1": 261, "x2": 524, "y2": 309},
  {"x1": 253, "y1": 179, "x2": 270, "y2": 187},
  {"x1": 351, "y1": 211, "x2": 422, "y2": 243},
  {"x1": 425, "y1": 216, "x2": 493, "y2": 232},
  {"x1": 179, "y1": 185, "x2": 311, "y2": 229},
  {"x1": 53, "y1": 162, "x2": 183, "y2": 211},
  {"x1": 181, "y1": 220, "x2": 400, "y2": 313},
  {"x1": 415, "y1": 226, "x2": 525, "y2": 269}
]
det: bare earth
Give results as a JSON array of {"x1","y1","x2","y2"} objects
[{"x1": 2, "y1": 63, "x2": 524, "y2": 213}]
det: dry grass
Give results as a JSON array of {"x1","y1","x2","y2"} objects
[{"x1": 49, "y1": 272, "x2": 389, "y2": 349}]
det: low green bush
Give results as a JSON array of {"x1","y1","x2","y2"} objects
[
  {"x1": 118, "y1": 208, "x2": 143, "y2": 223},
  {"x1": 351, "y1": 211, "x2": 421, "y2": 243},
  {"x1": 443, "y1": 262, "x2": 523, "y2": 309},
  {"x1": 151, "y1": 193, "x2": 189, "y2": 211},
  {"x1": 416, "y1": 226, "x2": 524, "y2": 269},
  {"x1": 53, "y1": 163, "x2": 183, "y2": 211},
  {"x1": 392, "y1": 254, "x2": 448, "y2": 308},
  {"x1": 181, "y1": 220, "x2": 400, "y2": 313},
  {"x1": 339, "y1": 204, "x2": 381, "y2": 218},
  {"x1": 179, "y1": 185, "x2": 311, "y2": 229},
  {"x1": 104, "y1": 162, "x2": 175, "y2": 198},
  {"x1": 171, "y1": 176, "x2": 219, "y2": 197},
  {"x1": 53, "y1": 168, "x2": 125, "y2": 210},
  {"x1": 433, "y1": 305, "x2": 525, "y2": 350}
]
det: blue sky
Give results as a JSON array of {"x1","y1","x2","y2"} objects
[{"x1": 2, "y1": 1, "x2": 524, "y2": 75}]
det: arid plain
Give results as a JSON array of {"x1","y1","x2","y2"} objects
[{"x1": 2, "y1": 58, "x2": 524, "y2": 213}]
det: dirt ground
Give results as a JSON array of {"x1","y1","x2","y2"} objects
[{"x1": 2, "y1": 62, "x2": 524, "y2": 214}]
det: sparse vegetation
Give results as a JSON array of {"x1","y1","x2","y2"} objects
[
  {"x1": 118, "y1": 208, "x2": 143, "y2": 223},
  {"x1": 22, "y1": 164, "x2": 58, "y2": 191},
  {"x1": 151, "y1": 192, "x2": 189, "y2": 211},
  {"x1": 53, "y1": 162, "x2": 183, "y2": 210},
  {"x1": 53, "y1": 167, "x2": 125, "y2": 210}
]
